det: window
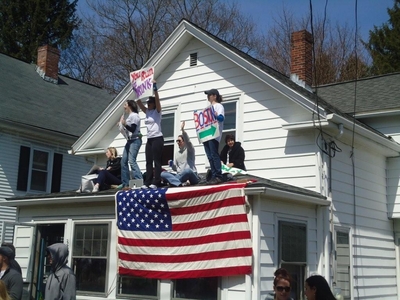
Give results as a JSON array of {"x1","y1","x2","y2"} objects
[
  {"x1": 279, "y1": 221, "x2": 307, "y2": 300},
  {"x1": 161, "y1": 112, "x2": 175, "y2": 165},
  {"x1": 219, "y1": 101, "x2": 237, "y2": 153},
  {"x1": 72, "y1": 224, "x2": 109, "y2": 295},
  {"x1": 17, "y1": 146, "x2": 63, "y2": 193},
  {"x1": 335, "y1": 230, "x2": 351, "y2": 300},
  {"x1": 117, "y1": 276, "x2": 158, "y2": 298},
  {"x1": 173, "y1": 277, "x2": 219, "y2": 300}
]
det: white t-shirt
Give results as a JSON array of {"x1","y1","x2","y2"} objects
[
  {"x1": 212, "y1": 102, "x2": 224, "y2": 142},
  {"x1": 126, "y1": 112, "x2": 141, "y2": 138},
  {"x1": 145, "y1": 109, "x2": 163, "y2": 138}
]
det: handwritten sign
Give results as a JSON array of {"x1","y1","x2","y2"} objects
[
  {"x1": 194, "y1": 106, "x2": 220, "y2": 143},
  {"x1": 130, "y1": 67, "x2": 154, "y2": 99}
]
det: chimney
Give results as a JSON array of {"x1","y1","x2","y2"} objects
[
  {"x1": 36, "y1": 45, "x2": 60, "y2": 83},
  {"x1": 290, "y1": 30, "x2": 313, "y2": 87}
]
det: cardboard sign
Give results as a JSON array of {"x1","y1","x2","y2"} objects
[
  {"x1": 130, "y1": 67, "x2": 154, "y2": 99},
  {"x1": 194, "y1": 105, "x2": 220, "y2": 143}
]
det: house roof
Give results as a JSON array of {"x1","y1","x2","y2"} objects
[
  {"x1": 316, "y1": 72, "x2": 400, "y2": 116},
  {"x1": 0, "y1": 53, "x2": 113, "y2": 139},
  {"x1": 2, "y1": 174, "x2": 328, "y2": 207}
]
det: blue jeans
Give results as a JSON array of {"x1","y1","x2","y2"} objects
[
  {"x1": 96, "y1": 170, "x2": 121, "y2": 189},
  {"x1": 203, "y1": 139, "x2": 222, "y2": 180},
  {"x1": 121, "y1": 139, "x2": 143, "y2": 186},
  {"x1": 161, "y1": 169, "x2": 199, "y2": 187}
]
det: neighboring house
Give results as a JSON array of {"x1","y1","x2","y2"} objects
[
  {"x1": 0, "y1": 46, "x2": 113, "y2": 278},
  {"x1": 2, "y1": 20, "x2": 400, "y2": 300}
]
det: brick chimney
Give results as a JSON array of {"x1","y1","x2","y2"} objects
[
  {"x1": 36, "y1": 45, "x2": 60, "y2": 83},
  {"x1": 290, "y1": 30, "x2": 313, "y2": 87}
]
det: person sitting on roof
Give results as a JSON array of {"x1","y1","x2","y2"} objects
[
  {"x1": 161, "y1": 121, "x2": 199, "y2": 187},
  {"x1": 219, "y1": 134, "x2": 246, "y2": 171}
]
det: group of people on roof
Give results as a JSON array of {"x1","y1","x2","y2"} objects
[{"x1": 79, "y1": 84, "x2": 247, "y2": 192}]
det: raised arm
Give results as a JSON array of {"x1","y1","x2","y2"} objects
[
  {"x1": 154, "y1": 82, "x2": 161, "y2": 113},
  {"x1": 136, "y1": 99, "x2": 146, "y2": 113}
]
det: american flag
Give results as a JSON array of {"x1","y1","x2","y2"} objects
[{"x1": 116, "y1": 183, "x2": 252, "y2": 279}]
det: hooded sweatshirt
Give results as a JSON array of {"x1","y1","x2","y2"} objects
[{"x1": 44, "y1": 243, "x2": 76, "y2": 300}]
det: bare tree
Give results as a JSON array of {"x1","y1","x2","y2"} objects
[
  {"x1": 60, "y1": 0, "x2": 262, "y2": 93},
  {"x1": 254, "y1": 7, "x2": 370, "y2": 85}
]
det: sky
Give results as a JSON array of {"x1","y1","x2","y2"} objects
[
  {"x1": 77, "y1": 0, "x2": 395, "y2": 41},
  {"x1": 230, "y1": 0, "x2": 395, "y2": 40}
]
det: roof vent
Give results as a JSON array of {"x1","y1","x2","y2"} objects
[{"x1": 190, "y1": 53, "x2": 197, "y2": 66}]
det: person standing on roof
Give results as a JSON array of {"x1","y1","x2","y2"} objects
[
  {"x1": 203, "y1": 89, "x2": 224, "y2": 184},
  {"x1": 44, "y1": 243, "x2": 76, "y2": 300},
  {"x1": 136, "y1": 81, "x2": 164, "y2": 189}
]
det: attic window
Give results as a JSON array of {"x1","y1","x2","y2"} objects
[{"x1": 190, "y1": 53, "x2": 197, "y2": 66}]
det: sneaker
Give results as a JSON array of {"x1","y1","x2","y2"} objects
[
  {"x1": 207, "y1": 177, "x2": 223, "y2": 185},
  {"x1": 141, "y1": 185, "x2": 149, "y2": 189},
  {"x1": 76, "y1": 189, "x2": 81, "y2": 193},
  {"x1": 149, "y1": 184, "x2": 158, "y2": 189},
  {"x1": 92, "y1": 185, "x2": 99, "y2": 193},
  {"x1": 182, "y1": 180, "x2": 191, "y2": 187},
  {"x1": 116, "y1": 184, "x2": 124, "y2": 190}
]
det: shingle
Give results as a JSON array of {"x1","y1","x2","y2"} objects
[{"x1": 0, "y1": 53, "x2": 114, "y2": 137}]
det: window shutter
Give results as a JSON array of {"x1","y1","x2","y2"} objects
[
  {"x1": 17, "y1": 146, "x2": 31, "y2": 191},
  {"x1": 51, "y1": 153, "x2": 63, "y2": 193}
]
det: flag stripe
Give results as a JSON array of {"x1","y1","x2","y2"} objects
[
  {"x1": 173, "y1": 214, "x2": 248, "y2": 231},
  {"x1": 165, "y1": 183, "x2": 246, "y2": 201},
  {"x1": 118, "y1": 222, "x2": 251, "y2": 240},
  {"x1": 169, "y1": 195, "x2": 244, "y2": 216},
  {"x1": 118, "y1": 232, "x2": 249, "y2": 255},
  {"x1": 119, "y1": 248, "x2": 252, "y2": 263},
  {"x1": 119, "y1": 266, "x2": 252, "y2": 279}
]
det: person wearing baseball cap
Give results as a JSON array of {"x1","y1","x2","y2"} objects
[
  {"x1": 0, "y1": 246, "x2": 23, "y2": 300},
  {"x1": 203, "y1": 88, "x2": 225, "y2": 184}
]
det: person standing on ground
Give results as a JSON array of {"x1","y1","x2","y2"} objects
[
  {"x1": 136, "y1": 81, "x2": 164, "y2": 188},
  {"x1": 119, "y1": 99, "x2": 143, "y2": 188},
  {"x1": 0, "y1": 246, "x2": 23, "y2": 300},
  {"x1": 203, "y1": 89, "x2": 224, "y2": 184},
  {"x1": 0, "y1": 244, "x2": 21, "y2": 275},
  {"x1": 161, "y1": 121, "x2": 199, "y2": 187},
  {"x1": 44, "y1": 243, "x2": 76, "y2": 300}
]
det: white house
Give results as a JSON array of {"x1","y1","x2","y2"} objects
[{"x1": 3, "y1": 20, "x2": 400, "y2": 300}]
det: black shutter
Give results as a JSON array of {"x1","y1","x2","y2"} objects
[
  {"x1": 51, "y1": 153, "x2": 63, "y2": 193},
  {"x1": 17, "y1": 146, "x2": 31, "y2": 191}
]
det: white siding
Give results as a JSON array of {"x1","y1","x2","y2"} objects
[
  {"x1": 360, "y1": 115, "x2": 400, "y2": 143},
  {"x1": 388, "y1": 156, "x2": 400, "y2": 218},
  {"x1": 330, "y1": 140, "x2": 397, "y2": 299}
]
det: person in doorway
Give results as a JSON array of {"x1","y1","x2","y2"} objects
[
  {"x1": 44, "y1": 243, "x2": 76, "y2": 300},
  {"x1": 0, "y1": 244, "x2": 21, "y2": 275},
  {"x1": 219, "y1": 134, "x2": 246, "y2": 171},
  {"x1": 203, "y1": 89, "x2": 224, "y2": 184},
  {"x1": 0, "y1": 280, "x2": 11, "y2": 300},
  {"x1": 161, "y1": 121, "x2": 199, "y2": 187},
  {"x1": 92, "y1": 147, "x2": 122, "y2": 192},
  {"x1": 136, "y1": 81, "x2": 164, "y2": 188},
  {"x1": 0, "y1": 246, "x2": 23, "y2": 300},
  {"x1": 273, "y1": 268, "x2": 293, "y2": 300},
  {"x1": 304, "y1": 275, "x2": 336, "y2": 300},
  {"x1": 119, "y1": 99, "x2": 143, "y2": 188}
]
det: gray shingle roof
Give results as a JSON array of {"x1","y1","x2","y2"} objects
[
  {"x1": 316, "y1": 72, "x2": 400, "y2": 114},
  {"x1": 0, "y1": 53, "x2": 113, "y2": 137}
]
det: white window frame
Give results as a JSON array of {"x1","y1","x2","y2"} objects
[
  {"x1": 333, "y1": 226, "x2": 352, "y2": 300},
  {"x1": 27, "y1": 146, "x2": 54, "y2": 193},
  {"x1": 71, "y1": 221, "x2": 111, "y2": 297},
  {"x1": 160, "y1": 104, "x2": 180, "y2": 166}
]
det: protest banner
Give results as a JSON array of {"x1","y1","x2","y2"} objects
[
  {"x1": 194, "y1": 105, "x2": 220, "y2": 143},
  {"x1": 130, "y1": 67, "x2": 154, "y2": 99}
]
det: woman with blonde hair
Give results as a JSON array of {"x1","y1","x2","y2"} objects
[
  {"x1": 0, "y1": 280, "x2": 11, "y2": 300},
  {"x1": 92, "y1": 147, "x2": 122, "y2": 192}
]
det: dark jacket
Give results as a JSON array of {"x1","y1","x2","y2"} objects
[
  {"x1": 106, "y1": 157, "x2": 121, "y2": 179},
  {"x1": 45, "y1": 243, "x2": 76, "y2": 300},
  {"x1": 1, "y1": 267, "x2": 23, "y2": 300},
  {"x1": 220, "y1": 141, "x2": 246, "y2": 171}
]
